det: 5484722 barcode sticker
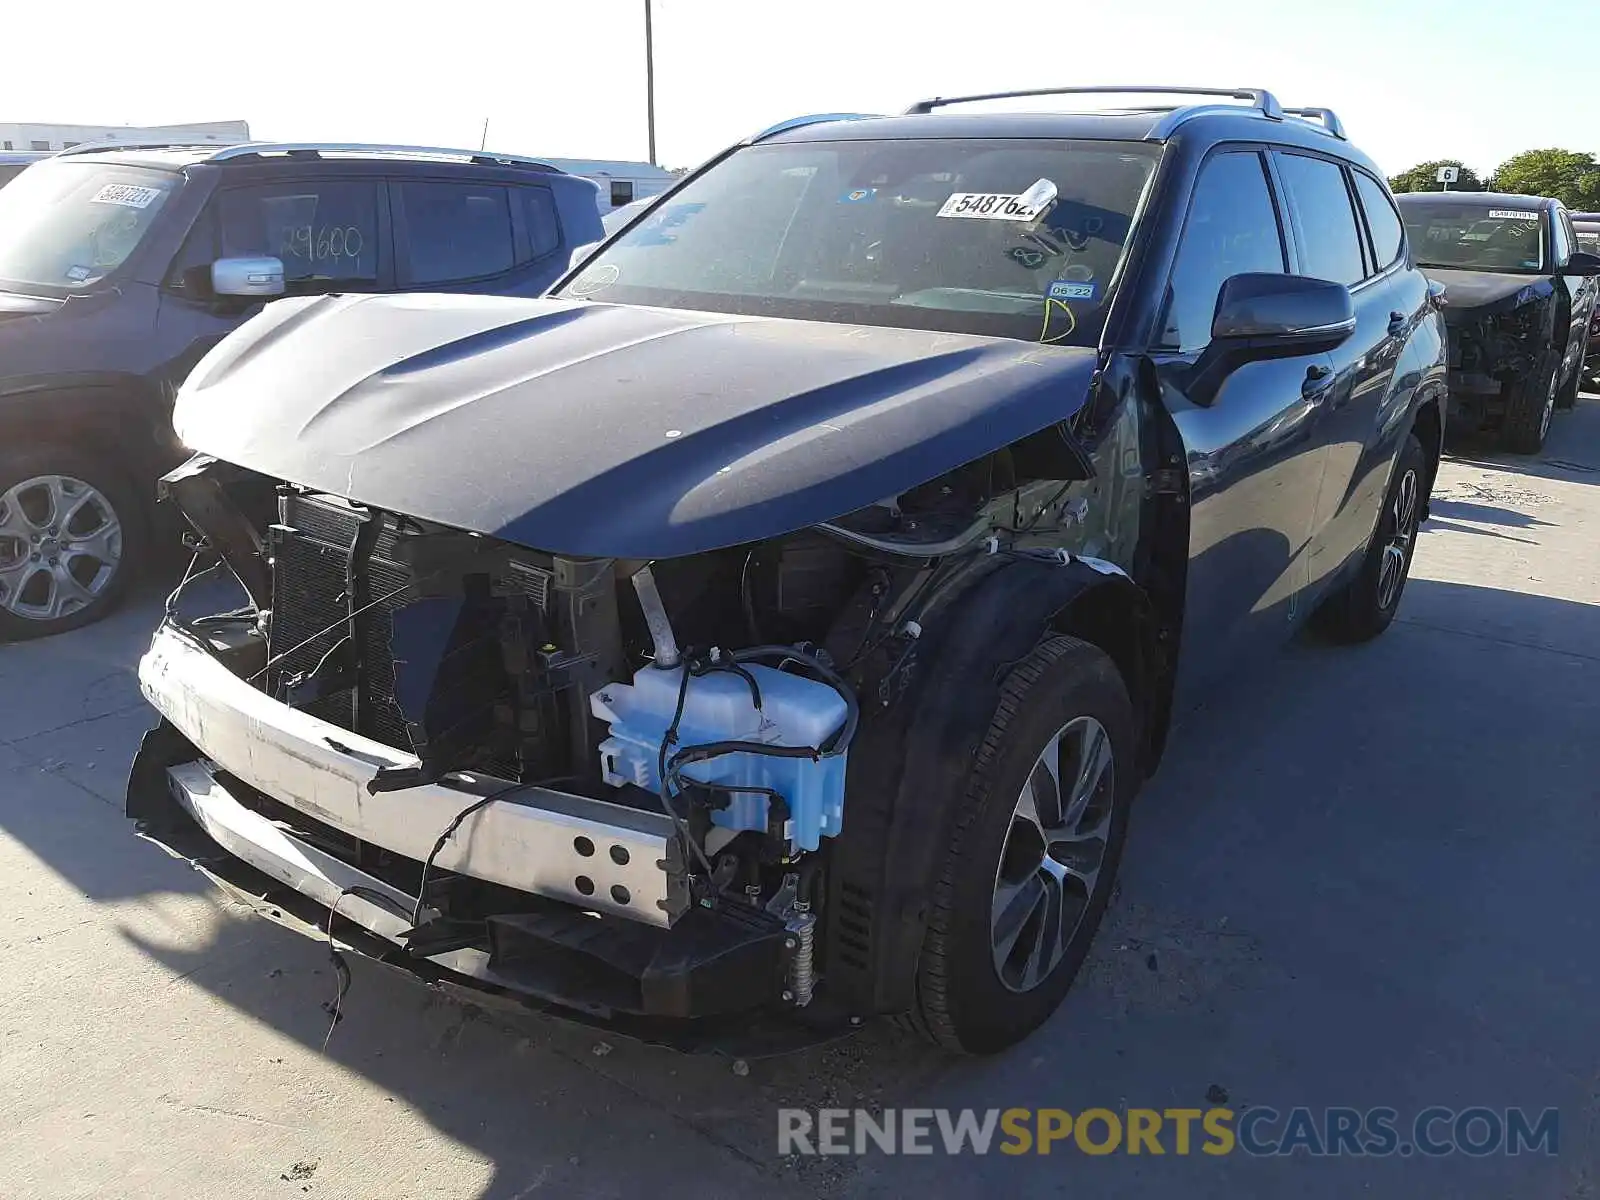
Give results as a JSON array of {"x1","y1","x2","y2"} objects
[
  {"x1": 938, "y1": 192, "x2": 1045, "y2": 220},
  {"x1": 91, "y1": 183, "x2": 163, "y2": 209}
]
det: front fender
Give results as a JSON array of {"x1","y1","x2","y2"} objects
[
  {"x1": 823, "y1": 556, "x2": 1159, "y2": 1014},
  {"x1": 0, "y1": 376, "x2": 177, "y2": 479}
]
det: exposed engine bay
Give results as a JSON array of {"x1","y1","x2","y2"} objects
[{"x1": 136, "y1": 437, "x2": 1110, "y2": 1036}]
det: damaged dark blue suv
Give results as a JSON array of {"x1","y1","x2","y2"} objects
[
  {"x1": 129, "y1": 88, "x2": 1446, "y2": 1055},
  {"x1": 0, "y1": 141, "x2": 604, "y2": 639}
]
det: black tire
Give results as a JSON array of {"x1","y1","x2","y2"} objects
[
  {"x1": 1554, "y1": 357, "x2": 1581, "y2": 411},
  {"x1": 1501, "y1": 351, "x2": 1559, "y2": 453},
  {"x1": 1313, "y1": 432, "x2": 1425, "y2": 644},
  {"x1": 0, "y1": 442, "x2": 147, "y2": 642},
  {"x1": 907, "y1": 635, "x2": 1136, "y2": 1054}
]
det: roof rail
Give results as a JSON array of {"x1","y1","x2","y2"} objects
[
  {"x1": 55, "y1": 139, "x2": 243, "y2": 157},
  {"x1": 205, "y1": 142, "x2": 559, "y2": 171},
  {"x1": 1284, "y1": 107, "x2": 1347, "y2": 140},
  {"x1": 904, "y1": 85, "x2": 1284, "y2": 121},
  {"x1": 750, "y1": 113, "x2": 881, "y2": 142}
]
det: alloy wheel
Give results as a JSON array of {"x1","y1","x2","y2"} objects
[
  {"x1": 0, "y1": 474, "x2": 124, "y2": 622},
  {"x1": 1540, "y1": 367, "x2": 1558, "y2": 442},
  {"x1": 990, "y1": 715, "x2": 1116, "y2": 993},
  {"x1": 1377, "y1": 467, "x2": 1419, "y2": 611}
]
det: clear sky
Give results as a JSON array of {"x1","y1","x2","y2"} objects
[{"x1": 4, "y1": 0, "x2": 1594, "y2": 178}]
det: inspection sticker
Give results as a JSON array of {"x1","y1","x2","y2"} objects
[
  {"x1": 1488, "y1": 209, "x2": 1539, "y2": 220},
  {"x1": 939, "y1": 192, "x2": 1048, "y2": 220},
  {"x1": 91, "y1": 183, "x2": 162, "y2": 209},
  {"x1": 1048, "y1": 280, "x2": 1097, "y2": 301}
]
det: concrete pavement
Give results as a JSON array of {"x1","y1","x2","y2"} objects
[{"x1": 2, "y1": 402, "x2": 1598, "y2": 1198}]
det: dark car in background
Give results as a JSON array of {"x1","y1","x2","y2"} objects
[
  {"x1": 130, "y1": 87, "x2": 1445, "y2": 1055},
  {"x1": 1397, "y1": 192, "x2": 1600, "y2": 451},
  {"x1": 0, "y1": 151, "x2": 51, "y2": 188},
  {"x1": 0, "y1": 142, "x2": 604, "y2": 640}
]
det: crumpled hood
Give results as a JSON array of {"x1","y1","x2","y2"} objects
[
  {"x1": 1424, "y1": 268, "x2": 1553, "y2": 318},
  {"x1": 175, "y1": 293, "x2": 1097, "y2": 557}
]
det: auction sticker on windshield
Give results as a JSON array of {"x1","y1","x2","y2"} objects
[
  {"x1": 91, "y1": 183, "x2": 163, "y2": 209},
  {"x1": 939, "y1": 192, "x2": 1048, "y2": 220},
  {"x1": 1488, "y1": 209, "x2": 1539, "y2": 221}
]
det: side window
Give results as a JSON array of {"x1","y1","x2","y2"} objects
[
  {"x1": 218, "y1": 181, "x2": 379, "y2": 288},
  {"x1": 515, "y1": 186, "x2": 562, "y2": 261},
  {"x1": 1553, "y1": 210, "x2": 1573, "y2": 267},
  {"x1": 397, "y1": 181, "x2": 515, "y2": 285},
  {"x1": 1275, "y1": 154, "x2": 1365, "y2": 286},
  {"x1": 1160, "y1": 151, "x2": 1287, "y2": 352},
  {"x1": 610, "y1": 180, "x2": 634, "y2": 207},
  {"x1": 1354, "y1": 172, "x2": 1405, "y2": 273}
]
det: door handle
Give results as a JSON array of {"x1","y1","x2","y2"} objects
[
  {"x1": 1302, "y1": 363, "x2": 1334, "y2": 400},
  {"x1": 1387, "y1": 310, "x2": 1407, "y2": 336}
]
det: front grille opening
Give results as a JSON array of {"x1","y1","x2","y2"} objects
[{"x1": 267, "y1": 490, "x2": 555, "y2": 779}]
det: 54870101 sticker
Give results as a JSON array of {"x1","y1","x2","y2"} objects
[{"x1": 90, "y1": 183, "x2": 164, "y2": 209}]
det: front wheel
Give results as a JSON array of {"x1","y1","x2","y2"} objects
[
  {"x1": 0, "y1": 444, "x2": 145, "y2": 642},
  {"x1": 907, "y1": 635, "x2": 1136, "y2": 1054},
  {"x1": 1502, "y1": 352, "x2": 1559, "y2": 453},
  {"x1": 1313, "y1": 432, "x2": 1425, "y2": 644},
  {"x1": 1554, "y1": 357, "x2": 1581, "y2": 411}
]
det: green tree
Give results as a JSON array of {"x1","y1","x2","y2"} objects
[
  {"x1": 1388, "y1": 159, "x2": 1484, "y2": 193},
  {"x1": 1489, "y1": 148, "x2": 1600, "y2": 208}
]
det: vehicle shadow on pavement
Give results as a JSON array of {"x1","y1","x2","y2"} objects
[
  {"x1": 4, "y1": 571, "x2": 1598, "y2": 1198},
  {"x1": 1444, "y1": 393, "x2": 1600, "y2": 485}
]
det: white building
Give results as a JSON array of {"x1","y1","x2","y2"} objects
[
  {"x1": 0, "y1": 119, "x2": 249, "y2": 153},
  {"x1": 536, "y1": 158, "x2": 675, "y2": 209}
]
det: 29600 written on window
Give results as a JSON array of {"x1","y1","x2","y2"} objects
[{"x1": 219, "y1": 182, "x2": 380, "y2": 284}]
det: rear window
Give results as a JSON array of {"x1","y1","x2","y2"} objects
[
  {"x1": 1275, "y1": 154, "x2": 1365, "y2": 286},
  {"x1": 398, "y1": 181, "x2": 515, "y2": 284},
  {"x1": 1354, "y1": 173, "x2": 1405, "y2": 272},
  {"x1": 557, "y1": 137, "x2": 1161, "y2": 345}
]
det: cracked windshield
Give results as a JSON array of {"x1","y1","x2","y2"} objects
[{"x1": 0, "y1": 161, "x2": 177, "y2": 292}]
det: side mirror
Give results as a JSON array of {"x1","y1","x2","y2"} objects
[
  {"x1": 211, "y1": 256, "x2": 285, "y2": 299},
  {"x1": 1427, "y1": 279, "x2": 1448, "y2": 309},
  {"x1": 1188, "y1": 273, "x2": 1355, "y2": 406},
  {"x1": 1560, "y1": 250, "x2": 1600, "y2": 276}
]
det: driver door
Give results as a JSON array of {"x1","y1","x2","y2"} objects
[
  {"x1": 1555, "y1": 209, "x2": 1597, "y2": 384},
  {"x1": 1150, "y1": 149, "x2": 1336, "y2": 706}
]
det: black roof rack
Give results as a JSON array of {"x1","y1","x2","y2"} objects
[
  {"x1": 904, "y1": 85, "x2": 1285, "y2": 121},
  {"x1": 1283, "y1": 107, "x2": 1347, "y2": 140}
]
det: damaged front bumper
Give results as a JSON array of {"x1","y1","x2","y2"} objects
[{"x1": 130, "y1": 622, "x2": 824, "y2": 1045}]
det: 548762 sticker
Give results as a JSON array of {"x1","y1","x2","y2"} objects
[{"x1": 938, "y1": 192, "x2": 1045, "y2": 220}]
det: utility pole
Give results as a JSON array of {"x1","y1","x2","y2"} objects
[{"x1": 644, "y1": 0, "x2": 657, "y2": 165}]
